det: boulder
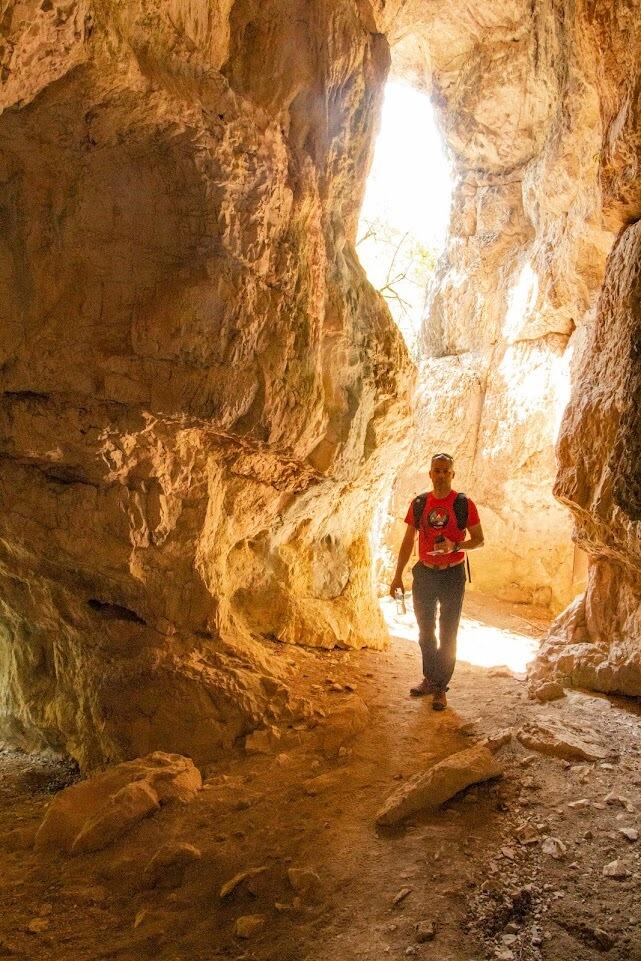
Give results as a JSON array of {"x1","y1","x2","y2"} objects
[
  {"x1": 376, "y1": 745, "x2": 503, "y2": 826},
  {"x1": 71, "y1": 781, "x2": 160, "y2": 855},
  {"x1": 531, "y1": 682, "x2": 566, "y2": 703},
  {"x1": 35, "y1": 752, "x2": 201, "y2": 854}
]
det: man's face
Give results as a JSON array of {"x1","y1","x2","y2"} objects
[{"x1": 429, "y1": 457, "x2": 454, "y2": 492}]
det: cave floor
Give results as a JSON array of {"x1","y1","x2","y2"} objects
[{"x1": 1, "y1": 594, "x2": 641, "y2": 961}]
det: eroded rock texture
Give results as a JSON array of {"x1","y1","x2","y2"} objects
[
  {"x1": 0, "y1": 0, "x2": 412, "y2": 766},
  {"x1": 530, "y1": 4, "x2": 641, "y2": 695},
  {"x1": 533, "y1": 222, "x2": 641, "y2": 695},
  {"x1": 2, "y1": 0, "x2": 641, "y2": 762},
  {"x1": 381, "y1": 0, "x2": 618, "y2": 610},
  {"x1": 375, "y1": 1, "x2": 640, "y2": 686}
]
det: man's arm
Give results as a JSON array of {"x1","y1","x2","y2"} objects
[
  {"x1": 442, "y1": 523, "x2": 484, "y2": 553},
  {"x1": 389, "y1": 525, "x2": 416, "y2": 596}
]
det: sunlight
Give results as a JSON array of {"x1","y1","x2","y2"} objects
[
  {"x1": 551, "y1": 343, "x2": 573, "y2": 442},
  {"x1": 380, "y1": 595, "x2": 539, "y2": 674},
  {"x1": 502, "y1": 262, "x2": 539, "y2": 341},
  {"x1": 357, "y1": 81, "x2": 452, "y2": 353}
]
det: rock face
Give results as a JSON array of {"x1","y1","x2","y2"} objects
[
  {"x1": 533, "y1": 222, "x2": 641, "y2": 694},
  {"x1": 379, "y1": 1, "x2": 619, "y2": 611},
  {"x1": 2, "y1": 0, "x2": 641, "y2": 764},
  {"x1": 0, "y1": 1, "x2": 412, "y2": 766}
]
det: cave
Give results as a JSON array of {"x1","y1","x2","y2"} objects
[{"x1": 1, "y1": 1, "x2": 641, "y2": 958}]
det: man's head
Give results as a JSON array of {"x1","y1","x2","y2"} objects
[{"x1": 429, "y1": 453, "x2": 455, "y2": 496}]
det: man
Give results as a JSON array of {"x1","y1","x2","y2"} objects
[{"x1": 389, "y1": 453, "x2": 484, "y2": 711}]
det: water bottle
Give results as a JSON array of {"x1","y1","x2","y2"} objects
[{"x1": 394, "y1": 587, "x2": 406, "y2": 615}]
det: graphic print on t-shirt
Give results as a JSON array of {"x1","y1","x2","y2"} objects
[{"x1": 427, "y1": 508, "x2": 449, "y2": 530}]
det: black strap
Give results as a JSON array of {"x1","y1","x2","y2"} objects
[
  {"x1": 453, "y1": 492, "x2": 469, "y2": 529},
  {"x1": 412, "y1": 492, "x2": 428, "y2": 529}
]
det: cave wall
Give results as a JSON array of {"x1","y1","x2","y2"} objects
[
  {"x1": 378, "y1": 0, "x2": 641, "y2": 693},
  {"x1": 530, "y1": 3, "x2": 641, "y2": 695},
  {"x1": 2, "y1": 0, "x2": 640, "y2": 767},
  {"x1": 0, "y1": 0, "x2": 413, "y2": 767},
  {"x1": 379, "y1": 0, "x2": 619, "y2": 611}
]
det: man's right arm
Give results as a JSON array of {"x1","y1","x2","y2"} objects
[{"x1": 389, "y1": 524, "x2": 416, "y2": 597}]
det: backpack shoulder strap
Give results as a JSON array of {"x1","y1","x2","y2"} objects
[
  {"x1": 412, "y1": 492, "x2": 428, "y2": 529},
  {"x1": 453, "y1": 492, "x2": 472, "y2": 583},
  {"x1": 453, "y1": 492, "x2": 468, "y2": 531}
]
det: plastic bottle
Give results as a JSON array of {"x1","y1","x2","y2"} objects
[{"x1": 394, "y1": 587, "x2": 406, "y2": 615}]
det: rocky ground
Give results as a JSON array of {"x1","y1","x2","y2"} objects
[{"x1": 1, "y1": 592, "x2": 640, "y2": 961}]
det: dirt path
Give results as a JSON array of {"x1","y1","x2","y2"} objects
[{"x1": 1, "y1": 594, "x2": 640, "y2": 961}]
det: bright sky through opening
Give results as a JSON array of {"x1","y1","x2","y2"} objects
[{"x1": 357, "y1": 81, "x2": 452, "y2": 350}]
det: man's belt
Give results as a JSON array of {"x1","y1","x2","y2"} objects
[{"x1": 419, "y1": 558, "x2": 465, "y2": 571}]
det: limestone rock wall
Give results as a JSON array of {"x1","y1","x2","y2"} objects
[
  {"x1": 379, "y1": 0, "x2": 619, "y2": 612},
  {"x1": 380, "y1": 0, "x2": 641, "y2": 695},
  {"x1": 532, "y1": 217, "x2": 641, "y2": 694},
  {"x1": 0, "y1": 0, "x2": 413, "y2": 767},
  {"x1": 531, "y1": 4, "x2": 641, "y2": 695},
  {"x1": 2, "y1": 0, "x2": 641, "y2": 767}
]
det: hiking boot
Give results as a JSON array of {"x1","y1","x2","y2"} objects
[
  {"x1": 432, "y1": 690, "x2": 447, "y2": 711},
  {"x1": 410, "y1": 678, "x2": 436, "y2": 698}
]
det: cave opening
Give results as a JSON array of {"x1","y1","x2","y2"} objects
[
  {"x1": 356, "y1": 79, "x2": 452, "y2": 358},
  {"x1": 358, "y1": 75, "x2": 585, "y2": 674}
]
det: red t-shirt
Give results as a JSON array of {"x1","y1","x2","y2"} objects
[{"x1": 404, "y1": 490, "x2": 480, "y2": 565}]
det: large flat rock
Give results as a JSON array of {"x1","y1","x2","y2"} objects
[
  {"x1": 376, "y1": 744, "x2": 503, "y2": 826},
  {"x1": 516, "y1": 719, "x2": 610, "y2": 762}
]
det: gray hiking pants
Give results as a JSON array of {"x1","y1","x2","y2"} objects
[{"x1": 412, "y1": 561, "x2": 466, "y2": 691}]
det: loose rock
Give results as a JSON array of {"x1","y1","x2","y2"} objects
[
  {"x1": 416, "y1": 919, "x2": 436, "y2": 942},
  {"x1": 245, "y1": 726, "x2": 282, "y2": 755},
  {"x1": 220, "y1": 866, "x2": 268, "y2": 899},
  {"x1": 541, "y1": 837, "x2": 566, "y2": 860},
  {"x1": 516, "y1": 720, "x2": 609, "y2": 762},
  {"x1": 531, "y1": 681, "x2": 565, "y2": 703},
  {"x1": 602, "y1": 859, "x2": 631, "y2": 878},
  {"x1": 393, "y1": 886, "x2": 413, "y2": 905},
  {"x1": 35, "y1": 753, "x2": 201, "y2": 855},
  {"x1": 619, "y1": 827, "x2": 639, "y2": 842},
  {"x1": 143, "y1": 842, "x2": 202, "y2": 889},
  {"x1": 72, "y1": 781, "x2": 160, "y2": 855},
  {"x1": 376, "y1": 745, "x2": 503, "y2": 826},
  {"x1": 287, "y1": 867, "x2": 321, "y2": 899},
  {"x1": 235, "y1": 915, "x2": 266, "y2": 939}
]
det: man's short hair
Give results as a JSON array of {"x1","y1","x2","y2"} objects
[{"x1": 431, "y1": 452, "x2": 454, "y2": 463}]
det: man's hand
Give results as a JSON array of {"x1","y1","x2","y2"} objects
[
  {"x1": 389, "y1": 576, "x2": 404, "y2": 598},
  {"x1": 440, "y1": 537, "x2": 458, "y2": 553}
]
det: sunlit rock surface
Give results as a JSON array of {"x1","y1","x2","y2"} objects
[
  {"x1": 533, "y1": 224, "x2": 641, "y2": 695},
  {"x1": 0, "y1": 0, "x2": 413, "y2": 767},
  {"x1": 2, "y1": 0, "x2": 641, "y2": 763},
  {"x1": 380, "y1": 0, "x2": 620, "y2": 611}
]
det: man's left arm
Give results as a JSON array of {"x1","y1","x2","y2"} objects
[
  {"x1": 442, "y1": 523, "x2": 484, "y2": 553},
  {"x1": 459, "y1": 523, "x2": 484, "y2": 551}
]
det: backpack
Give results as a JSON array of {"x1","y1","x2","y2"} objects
[{"x1": 412, "y1": 491, "x2": 472, "y2": 582}]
